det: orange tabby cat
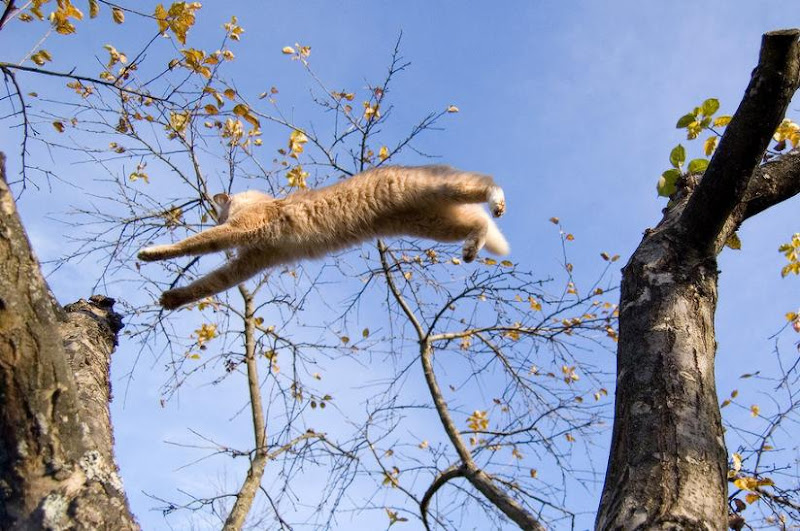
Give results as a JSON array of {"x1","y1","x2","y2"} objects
[{"x1": 139, "y1": 165, "x2": 508, "y2": 309}]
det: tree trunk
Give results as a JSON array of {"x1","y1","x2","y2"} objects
[
  {"x1": 0, "y1": 152, "x2": 138, "y2": 530},
  {"x1": 596, "y1": 216, "x2": 728, "y2": 529},
  {"x1": 597, "y1": 30, "x2": 800, "y2": 530}
]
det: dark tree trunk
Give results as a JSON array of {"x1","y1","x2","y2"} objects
[
  {"x1": 0, "y1": 152, "x2": 138, "y2": 530},
  {"x1": 597, "y1": 30, "x2": 800, "y2": 530}
]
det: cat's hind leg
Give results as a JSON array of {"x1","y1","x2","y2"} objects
[
  {"x1": 159, "y1": 249, "x2": 267, "y2": 309},
  {"x1": 420, "y1": 167, "x2": 506, "y2": 218},
  {"x1": 139, "y1": 224, "x2": 244, "y2": 262},
  {"x1": 487, "y1": 186, "x2": 505, "y2": 218}
]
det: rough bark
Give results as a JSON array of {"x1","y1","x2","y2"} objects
[
  {"x1": 0, "y1": 152, "x2": 137, "y2": 530},
  {"x1": 596, "y1": 30, "x2": 800, "y2": 530}
]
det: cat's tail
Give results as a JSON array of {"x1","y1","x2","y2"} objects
[{"x1": 484, "y1": 218, "x2": 510, "y2": 256}]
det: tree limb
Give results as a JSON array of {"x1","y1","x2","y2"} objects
[
  {"x1": 222, "y1": 285, "x2": 269, "y2": 531},
  {"x1": 0, "y1": 62, "x2": 172, "y2": 102},
  {"x1": 681, "y1": 29, "x2": 800, "y2": 251},
  {"x1": 0, "y1": 1, "x2": 16, "y2": 31},
  {"x1": 378, "y1": 243, "x2": 545, "y2": 530},
  {"x1": 420, "y1": 465, "x2": 467, "y2": 531},
  {"x1": 715, "y1": 148, "x2": 800, "y2": 252}
]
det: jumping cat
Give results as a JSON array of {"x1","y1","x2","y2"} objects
[{"x1": 138, "y1": 165, "x2": 509, "y2": 309}]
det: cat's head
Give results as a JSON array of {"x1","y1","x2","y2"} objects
[{"x1": 213, "y1": 190, "x2": 273, "y2": 223}]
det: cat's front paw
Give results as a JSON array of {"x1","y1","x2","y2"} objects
[
  {"x1": 160, "y1": 288, "x2": 190, "y2": 310},
  {"x1": 138, "y1": 245, "x2": 171, "y2": 262},
  {"x1": 488, "y1": 187, "x2": 506, "y2": 218}
]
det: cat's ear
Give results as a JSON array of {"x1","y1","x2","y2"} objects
[{"x1": 213, "y1": 193, "x2": 231, "y2": 206}]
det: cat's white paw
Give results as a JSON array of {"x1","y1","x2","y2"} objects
[
  {"x1": 138, "y1": 245, "x2": 171, "y2": 262},
  {"x1": 488, "y1": 187, "x2": 505, "y2": 218}
]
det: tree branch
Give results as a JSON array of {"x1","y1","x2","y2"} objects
[
  {"x1": 0, "y1": 0, "x2": 15, "y2": 31},
  {"x1": 420, "y1": 464, "x2": 467, "y2": 531},
  {"x1": 378, "y1": 244, "x2": 545, "y2": 530},
  {"x1": 0, "y1": 62, "x2": 171, "y2": 102},
  {"x1": 222, "y1": 285, "x2": 268, "y2": 531},
  {"x1": 714, "y1": 149, "x2": 800, "y2": 252},
  {"x1": 681, "y1": 29, "x2": 800, "y2": 251}
]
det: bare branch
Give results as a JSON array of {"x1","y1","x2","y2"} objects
[
  {"x1": 222, "y1": 286, "x2": 268, "y2": 531},
  {"x1": 0, "y1": 62, "x2": 172, "y2": 102}
]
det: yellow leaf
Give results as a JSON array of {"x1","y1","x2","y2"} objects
[
  {"x1": 154, "y1": 2, "x2": 200, "y2": 44},
  {"x1": 223, "y1": 88, "x2": 236, "y2": 100},
  {"x1": 529, "y1": 469, "x2": 537, "y2": 478},
  {"x1": 30, "y1": 50, "x2": 53, "y2": 66},
  {"x1": 734, "y1": 476, "x2": 758, "y2": 491},
  {"x1": 223, "y1": 15, "x2": 244, "y2": 41},
  {"x1": 731, "y1": 453, "x2": 742, "y2": 473},
  {"x1": 483, "y1": 257, "x2": 497, "y2": 266},
  {"x1": 204, "y1": 104, "x2": 218, "y2": 115},
  {"x1": 725, "y1": 232, "x2": 742, "y2": 250},
  {"x1": 112, "y1": 7, "x2": 124, "y2": 24},
  {"x1": 466, "y1": 410, "x2": 489, "y2": 431},
  {"x1": 288, "y1": 129, "x2": 308, "y2": 156},
  {"x1": 378, "y1": 145, "x2": 390, "y2": 161},
  {"x1": 713, "y1": 115, "x2": 732, "y2": 127},
  {"x1": 49, "y1": 0, "x2": 83, "y2": 35},
  {"x1": 154, "y1": 3, "x2": 169, "y2": 32},
  {"x1": 52, "y1": 121, "x2": 65, "y2": 133},
  {"x1": 703, "y1": 136, "x2": 717, "y2": 156},
  {"x1": 103, "y1": 44, "x2": 128, "y2": 68},
  {"x1": 385, "y1": 508, "x2": 408, "y2": 525},
  {"x1": 282, "y1": 46, "x2": 295, "y2": 54},
  {"x1": 744, "y1": 492, "x2": 760, "y2": 504},
  {"x1": 549, "y1": 217, "x2": 559, "y2": 224},
  {"x1": 286, "y1": 165, "x2": 308, "y2": 189},
  {"x1": 89, "y1": 0, "x2": 99, "y2": 18},
  {"x1": 168, "y1": 110, "x2": 191, "y2": 137},
  {"x1": 194, "y1": 323, "x2": 217, "y2": 347},
  {"x1": 750, "y1": 405, "x2": 760, "y2": 417},
  {"x1": 447, "y1": 105, "x2": 459, "y2": 113},
  {"x1": 773, "y1": 118, "x2": 800, "y2": 147}
]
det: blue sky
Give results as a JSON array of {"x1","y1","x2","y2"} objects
[{"x1": 2, "y1": 1, "x2": 799, "y2": 529}]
